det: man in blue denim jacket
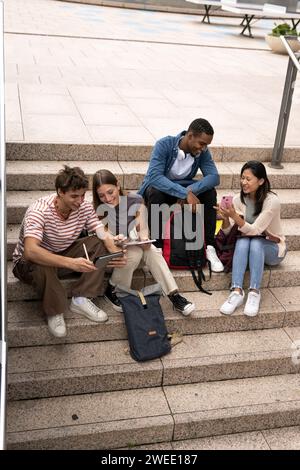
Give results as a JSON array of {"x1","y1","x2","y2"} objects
[{"x1": 139, "y1": 118, "x2": 224, "y2": 272}]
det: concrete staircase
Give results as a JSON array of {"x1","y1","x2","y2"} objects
[{"x1": 6, "y1": 143, "x2": 300, "y2": 450}]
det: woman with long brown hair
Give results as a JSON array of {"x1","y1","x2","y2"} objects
[{"x1": 92, "y1": 169, "x2": 195, "y2": 316}]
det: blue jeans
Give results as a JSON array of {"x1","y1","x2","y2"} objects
[{"x1": 231, "y1": 237, "x2": 286, "y2": 290}]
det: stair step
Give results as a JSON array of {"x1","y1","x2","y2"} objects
[
  {"x1": 6, "y1": 142, "x2": 151, "y2": 162},
  {"x1": 130, "y1": 426, "x2": 300, "y2": 450},
  {"x1": 6, "y1": 250, "x2": 300, "y2": 303},
  {"x1": 7, "y1": 326, "x2": 300, "y2": 400},
  {"x1": 7, "y1": 287, "x2": 300, "y2": 347},
  {"x1": 6, "y1": 161, "x2": 300, "y2": 191},
  {"x1": 6, "y1": 188, "x2": 137, "y2": 224},
  {"x1": 6, "y1": 142, "x2": 300, "y2": 164},
  {"x1": 7, "y1": 217, "x2": 300, "y2": 260},
  {"x1": 7, "y1": 373, "x2": 300, "y2": 449},
  {"x1": 7, "y1": 188, "x2": 300, "y2": 225}
]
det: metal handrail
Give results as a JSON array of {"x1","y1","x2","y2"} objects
[
  {"x1": 270, "y1": 35, "x2": 300, "y2": 168},
  {"x1": 281, "y1": 35, "x2": 300, "y2": 71},
  {"x1": 0, "y1": 0, "x2": 7, "y2": 451}
]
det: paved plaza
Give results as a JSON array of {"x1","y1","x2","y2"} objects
[{"x1": 3, "y1": 0, "x2": 300, "y2": 146}]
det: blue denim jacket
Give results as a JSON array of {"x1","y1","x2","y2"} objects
[{"x1": 138, "y1": 131, "x2": 220, "y2": 199}]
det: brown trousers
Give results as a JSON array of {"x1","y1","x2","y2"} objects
[{"x1": 13, "y1": 235, "x2": 107, "y2": 317}]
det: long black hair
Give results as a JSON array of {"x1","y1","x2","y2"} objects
[{"x1": 240, "y1": 161, "x2": 274, "y2": 216}]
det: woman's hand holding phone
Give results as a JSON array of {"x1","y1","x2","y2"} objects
[{"x1": 220, "y1": 195, "x2": 233, "y2": 210}]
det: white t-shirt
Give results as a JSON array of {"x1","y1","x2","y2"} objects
[{"x1": 167, "y1": 148, "x2": 194, "y2": 180}]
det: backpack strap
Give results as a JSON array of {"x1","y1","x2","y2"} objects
[
  {"x1": 137, "y1": 291, "x2": 148, "y2": 309},
  {"x1": 189, "y1": 267, "x2": 212, "y2": 295},
  {"x1": 186, "y1": 252, "x2": 212, "y2": 295}
]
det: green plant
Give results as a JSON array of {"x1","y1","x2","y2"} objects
[{"x1": 270, "y1": 23, "x2": 299, "y2": 37}]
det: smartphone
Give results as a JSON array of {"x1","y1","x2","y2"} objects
[
  {"x1": 220, "y1": 195, "x2": 233, "y2": 209},
  {"x1": 94, "y1": 251, "x2": 124, "y2": 268}
]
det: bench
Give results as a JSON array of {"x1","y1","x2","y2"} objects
[
  {"x1": 187, "y1": 1, "x2": 300, "y2": 35},
  {"x1": 187, "y1": 0, "x2": 265, "y2": 23},
  {"x1": 221, "y1": 2, "x2": 300, "y2": 37}
]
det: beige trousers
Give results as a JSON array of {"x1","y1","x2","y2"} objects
[{"x1": 110, "y1": 244, "x2": 178, "y2": 295}]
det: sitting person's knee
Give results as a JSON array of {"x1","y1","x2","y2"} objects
[
  {"x1": 145, "y1": 186, "x2": 166, "y2": 205},
  {"x1": 249, "y1": 237, "x2": 264, "y2": 254},
  {"x1": 198, "y1": 188, "x2": 217, "y2": 204}
]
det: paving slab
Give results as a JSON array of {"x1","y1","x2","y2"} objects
[
  {"x1": 7, "y1": 387, "x2": 173, "y2": 449},
  {"x1": 172, "y1": 430, "x2": 269, "y2": 450},
  {"x1": 4, "y1": 0, "x2": 300, "y2": 147},
  {"x1": 271, "y1": 287, "x2": 300, "y2": 329},
  {"x1": 263, "y1": 425, "x2": 300, "y2": 450},
  {"x1": 8, "y1": 338, "x2": 163, "y2": 400},
  {"x1": 7, "y1": 386, "x2": 170, "y2": 432},
  {"x1": 166, "y1": 374, "x2": 300, "y2": 415},
  {"x1": 269, "y1": 251, "x2": 300, "y2": 288},
  {"x1": 8, "y1": 414, "x2": 174, "y2": 450},
  {"x1": 168, "y1": 374, "x2": 300, "y2": 440},
  {"x1": 7, "y1": 375, "x2": 300, "y2": 449},
  {"x1": 128, "y1": 426, "x2": 300, "y2": 449}
]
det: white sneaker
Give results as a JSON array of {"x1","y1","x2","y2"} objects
[
  {"x1": 244, "y1": 291, "x2": 261, "y2": 317},
  {"x1": 206, "y1": 245, "x2": 224, "y2": 273},
  {"x1": 220, "y1": 290, "x2": 244, "y2": 315},
  {"x1": 48, "y1": 314, "x2": 67, "y2": 338},
  {"x1": 70, "y1": 297, "x2": 108, "y2": 322}
]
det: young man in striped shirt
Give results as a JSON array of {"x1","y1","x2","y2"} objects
[{"x1": 12, "y1": 165, "x2": 124, "y2": 338}]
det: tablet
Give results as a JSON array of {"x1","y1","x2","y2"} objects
[{"x1": 94, "y1": 251, "x2": 124, "y2": 268}]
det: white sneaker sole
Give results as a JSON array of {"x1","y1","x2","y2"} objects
[
  {"x1": 104, "y1": 295, "x2": 123, "y2": 313},
  {"x1": 70, "y1": 303, "x2": 108, "y2": 323},
  {"x1": 220, "y1": 299, "x2": 244, "y2": 315},
  {"x1": 48, "y1": 326, "x2": 67, "y2": 338},
  {"x1": 244, "y1": 309, "x2": 259, "y2": 317},
  {"x1": 211, "y1": 266, "x2": 224, "y2": 273},
  {"x1": 175, "y1": 302, "x2": 195, "y2": 316}
]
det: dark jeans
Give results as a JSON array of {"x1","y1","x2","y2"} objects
[{"x1": 144, "y1": 186, "x2": 217, "y2": 249}]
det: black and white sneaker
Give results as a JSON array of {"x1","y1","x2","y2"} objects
[
  {"x1": 168, "y1": 293, "x2": 195, "y2": 316},
  {"x1": 104, "y1": 283, "x2": 123, "y2": 312}
]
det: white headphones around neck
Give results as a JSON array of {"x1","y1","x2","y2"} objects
[{"x1": 177, "y1": 148, "x2": 186, "y2": 160}]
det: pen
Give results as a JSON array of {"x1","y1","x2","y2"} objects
[{"x1": 83, "y1": 243, "x2": 90, "y2": 261}]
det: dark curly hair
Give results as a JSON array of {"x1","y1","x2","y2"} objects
[{"x1": 55, "y1": 165, "x2": 89, "y2": 193}]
